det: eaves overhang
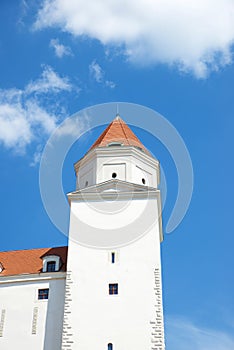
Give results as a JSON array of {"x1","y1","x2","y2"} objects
[{"x1": 0, "y1": 271, "x2": 66, "y2": 285}]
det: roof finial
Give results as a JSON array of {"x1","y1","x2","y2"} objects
[
  {"x1": 116, "y1": 103, "x2": 119, "y2": 117},
  {"x1": 115, "y1": 103, "x2": 120, "y2": 120}
]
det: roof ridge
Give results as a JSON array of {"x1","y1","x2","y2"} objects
[
  {"x1": 0, "y1": 245, "x2": 68, "y2": 254},
  {"x1": 89, "y1": 120, "x2": 113, "y2": 150},
  {"x1": 119, "y1": 117, "x2": 130, "y2": 146}
]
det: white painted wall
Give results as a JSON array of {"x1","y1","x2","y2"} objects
[
  {"x1": 63, "y1": 195, "x2": 165, "y2": 350},
  {"x1": 75, "y1": 147, "x2": 159, "y2": 190},
  {"x1": 0, "y1": 275, "x2": 65, "y2": 350},
  {"x1": 96, "y1": 150, "x2": 158, "y2": 188}
]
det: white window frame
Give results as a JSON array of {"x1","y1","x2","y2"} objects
[{"x1": 42, "y1": 255, "x2": 61, "y2": 272}]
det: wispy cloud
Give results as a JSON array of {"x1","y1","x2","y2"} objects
[
  {"x1": 50, "y1": 38, "x2": 73, "y2": 58},
  {"x1": 89, "y1": 60, "x2": 115, "y2": 88},
  {"x1": 0, "y1": 66, "x2": 73, "y2": 157},
  {"x1": 25, "y1": 65, "x2": 71, "y2": 94},
  {"x1": 34, "y1": 0, "x2": 234, "y2": 78},
  {"x1": 89, "y1": 60, "x2": 103, "y2": 83},
  {"x1": 165, "y1": 316, "x2": 234, "y2": 350},
  {"x1": 17, "y1": 0, "x2": 30, "y2": 27},
  {"x1": 30, "y1": 145, "x2": 43, "y2": 167}
]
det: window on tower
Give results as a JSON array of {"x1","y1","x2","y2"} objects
[
  {"x1": 108, "y1": 343, "x2": 113, "y2": 350},
  {"x1": 111, "y1": 252, "x2": 115, "y2": 263},
  {"x1": 109, "y1": 283, "x2": 118, "y2": 295}
]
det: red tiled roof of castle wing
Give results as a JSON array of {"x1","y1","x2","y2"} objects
[
  {"x1": 89, "y1": 115, "x2": 150, "y2": 155},
  {"x1": 0, "y1": 246, "x2": 68, "y2": 277}
]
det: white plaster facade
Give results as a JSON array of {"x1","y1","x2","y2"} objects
[
  {"x1": 75, "y1": 146, "x2": 160, "y2": 190},
  {"x1": 0, "y1": 273, "x2": 66, "y2": 349}
]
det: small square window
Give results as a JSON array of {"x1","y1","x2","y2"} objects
[
  {"x1": 109, "y1": 283, "x2": 118, "y2": 295},
  {"x1": 38, "y1": 288, "x2": 49, "y2": 300},
  {"x1": 46, "y1": 261, "x2": 56, "y2": 272}
]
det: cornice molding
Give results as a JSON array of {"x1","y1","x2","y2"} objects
[
  {"x1": 0, "y1": 271, "x2": 66, "y2": 285},
  {"x1": 67, "y1": 179, "x2": 160, "y2": 202}
]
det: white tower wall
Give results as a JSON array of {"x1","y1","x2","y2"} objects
[{"x1": 62, "y1": 195, "x2": 165, "y2": 350}]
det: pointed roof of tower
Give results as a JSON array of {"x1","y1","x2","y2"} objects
[{"x1": 89, "y1": 114, "x2": 150, "y2": 155}]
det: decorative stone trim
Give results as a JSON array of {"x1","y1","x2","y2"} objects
[
  {"x1": 150, "y1": 268, "x2": 165, "y2": 350},
  {"x1": 0, "y1": 309, "x2": 6, "y2": 337},
  {"x1": 61, "y1": 271, "x2": 74, "y2": 349},
  {"x1": 31, "y1": 307, "x2": 39, "y2": 335}
]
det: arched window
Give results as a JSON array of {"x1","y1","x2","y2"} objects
[
  {"x1": 108, "y1": 343, "x2": 113, "y2": 350},
  {"x1": 42, "y1": 255, "x2": 61, "y2": 273}
]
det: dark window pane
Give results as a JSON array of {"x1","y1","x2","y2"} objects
[
  {"x1": 111, "y1": 252, "x2": 115, "y2": 264},
  {"x1": 109, "y1": 283, "x2": 118, "y2": 295},
  {"x1": 108, "y1": 343, "x2": 113, "y2": 350},
  {"x1": 38, "y1": 288, "x2": 49, "y2": 300},
  {"x1": 46, "y1": 261, "x2": 56, "y2": 272}
]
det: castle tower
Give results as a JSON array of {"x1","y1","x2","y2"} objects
[{"x1": 62, "y1": 115, "x2": 165, "y2": 350}]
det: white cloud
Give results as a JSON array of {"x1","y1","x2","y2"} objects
[
  {"x1": 50, "y1": 38, "x2": 73, "y2": 58},
  {"x1": 25, "y1": 65, "x2": 71, "y2": 94},
  {"x1": 166, "y1": 316, "x2": 234, "y2": 350},
  {"x1": 17, "y1": 0, "x2": 30, "y2": 27},
  {"x1": 34, "y1": 0, "x2": 234, "y2": 78},
  {"x1": 55, "y1": 117, "x2": 84, "y2": 138},
  {"x1": 30, "y1": 145, "x2": 43, "y2": 167},
  {"x1": 105, "y1": 80, "x2": 116, "y2": 89},
  {"x1": 0, "y1": 103, "x2": 32, "y2": 150},
  {"x1": 89, "y1": 60, "x2": 104, "y2": 83},
  {"x1": 89, "y1": 60, "x2": 115, "y2": 88},
  {"x1": 0, "y1": 66, "x2": 72, "y2": 154}
]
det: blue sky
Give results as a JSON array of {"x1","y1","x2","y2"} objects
[{"x1": 0, "y1": 1, "x2": 234, "y2": 349}]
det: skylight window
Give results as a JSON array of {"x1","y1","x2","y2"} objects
[{"x1": 108, "y1": 142, "x2": 123, "y2": 147}]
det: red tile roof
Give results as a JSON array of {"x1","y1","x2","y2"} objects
[
  {"x1": 89, "y1": 115, "x2": 150, "y2": 155},
  {"x1": 0, "y1": 246, "x2": 67, "y2": 277}
]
